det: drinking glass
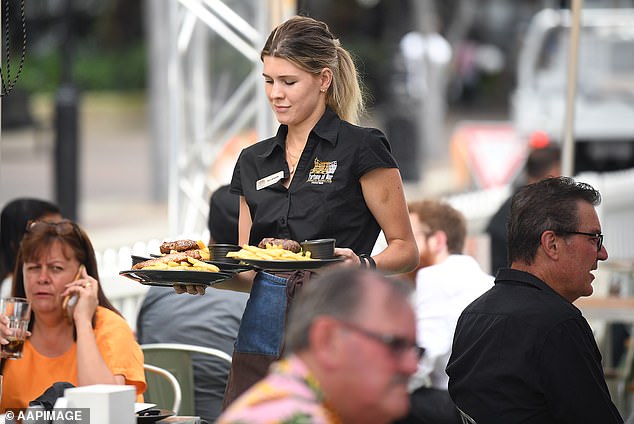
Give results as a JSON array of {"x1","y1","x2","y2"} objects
[{"x1": 1, "y1": 297, "x2": 32, "y2": 359}]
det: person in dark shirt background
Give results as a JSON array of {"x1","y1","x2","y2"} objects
[
  {"x1": 207, "y1": 184, "x2": 239, "y2": 245},
  {"x1": 485, "y1": 141, "x2": 561, "y2": 275}
]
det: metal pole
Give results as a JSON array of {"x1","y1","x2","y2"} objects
[
  {"x1": 1, "y1": 10, "x2": 2, "y2": 165},
  {"x1": 561, "y1": 0, "x2": 583, "y2": 177},
  {"x1": 54, "y1": 0, "x2": 80, "y2": 221},
  {"x1": 145, "y1": 0, "x2": 170, "y2": 203}
]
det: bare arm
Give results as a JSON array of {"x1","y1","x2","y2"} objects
[
  {"x1": 237, "y1": 196, "x2": 252, "y2": 246},
  {"x1": 67, "y1": 269, "x2": 125, "y2": 386},
  {"x1": 335, "y1": 167, "x2": 418, "y2": 274},
  {"x1": 202, "y1": 196, "x2": 256, "y2": 292},
  {"x1": 75, "y1": 319, "x2": 125, "y2": 386}
]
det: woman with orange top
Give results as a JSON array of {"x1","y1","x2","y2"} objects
[{"x1": 0, "y1": 219, "x2": 145, "y2": 412}]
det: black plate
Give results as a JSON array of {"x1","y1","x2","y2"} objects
[
  {"x1": 136, "y1": 409, "x2": 174, "y2": 423},
  {"x1": 205, "y1": 260, "x2": 253, "y2": 273},
  {"x1": 119, "y1": 269, "x2": 233, "y2": 287},
  {"x1": 240, "y1": 256, "x2": 344, "y2": 271}
]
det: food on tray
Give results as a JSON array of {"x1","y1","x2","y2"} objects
[
  {"x1": 132, "y1": 239, "x2": 215, "y2": 271},
  {"x1": 227, "y1": 242, "x2": 314, "y2": 261},
  {"x1": 133, "y1": 254, "x2": 220, "y2": 272},
  {"x1": 159, "y1": 239, "x2": 210, "y2": 260},
  {"x1": 257, "y1": 238, "x2": 301, "y2": 253},
  {"x1": 160, "y1": 239, "x2": 202, "y2": 254}
]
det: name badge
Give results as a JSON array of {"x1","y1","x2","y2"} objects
[{"x1": 256, "y1": 171, "x2": 284, "y2": 190}]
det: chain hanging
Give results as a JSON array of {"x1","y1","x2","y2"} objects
[{"x1": 1, "y1": 0, "x2": 27, "y2": 97}]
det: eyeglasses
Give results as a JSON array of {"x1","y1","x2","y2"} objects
[
  {"x1": 560, "y1": 231, "x2": 604, "y2": 252},
  {"x1": 337, "y1": 320, "x2": 425, "y2": 360},
  {"x1": 27, "y1": 219, "x2": 77, "y2": 235}
]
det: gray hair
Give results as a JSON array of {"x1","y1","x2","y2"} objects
[{"x1": 285, "y1": 268, "x2": 412, "y2": 353}]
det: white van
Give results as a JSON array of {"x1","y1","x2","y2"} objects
[{"x1": 511, "y1": 8, "x2": 634, "y2": 173}]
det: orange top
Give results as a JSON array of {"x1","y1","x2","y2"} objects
[{"x1": 1, "y1": 306, "x2": 146, "y2": 412}]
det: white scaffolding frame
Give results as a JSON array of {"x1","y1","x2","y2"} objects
[{"x1": 147, "y1": 0, "x2": 296, "y2": 237}]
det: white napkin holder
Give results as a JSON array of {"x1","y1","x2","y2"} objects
[{"x1": 61, "y1": 384, "x2": 135, "y2": 424}]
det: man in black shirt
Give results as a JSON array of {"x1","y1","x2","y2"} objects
[{"x1": 447, "y1": 176, "x2": 623, "y2": 424}]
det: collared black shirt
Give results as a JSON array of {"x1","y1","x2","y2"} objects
[
  {"x1": 446, "y1": 268, "x2": 623, "y2": 424},
  {"x1": 230, "y1": 107, "x2": 397, "y2": 253}
]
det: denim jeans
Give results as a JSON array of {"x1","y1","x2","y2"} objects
[
  {"x1": 234, "y1": 271, "x2": 288, "y2": 356},
  {"x1": 223, "y1": 270, "x2": 311, "y2": 407}
]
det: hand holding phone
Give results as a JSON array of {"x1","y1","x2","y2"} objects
[{"x1": 62, "y1": 265, "x2": 84, "y2": 323}]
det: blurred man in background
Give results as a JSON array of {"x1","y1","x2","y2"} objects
[
  {"x1": 396, "y1": 200, "x2": 493, "y2": 424},
  {"x1": 217, "y1": 269, "x2": 420, "y2": 424},
  {"x1": 486, "y1": 141, "x2": 561, "y2": 275}
]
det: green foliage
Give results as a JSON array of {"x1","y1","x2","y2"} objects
[
  {"x1": 10, "y1": 52, "x2": 61, "y2": 92},
  {"x1": 14, "y1": 42, "x2": 146, "y2": 93},
  {"x1": 74, "y1": 42, "x2": 146, "y2": 90}
]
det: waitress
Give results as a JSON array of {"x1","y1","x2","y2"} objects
[{"x1": 182, "y1": 15, "x2": 419, "y2": 405}]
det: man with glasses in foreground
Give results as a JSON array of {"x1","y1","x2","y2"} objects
[
  {"x1": 217, "y1": 268, "x2": 420, "y2": 424},
  {"x1": 447, "y1": 176, "x2": 623, "y2": 423}
]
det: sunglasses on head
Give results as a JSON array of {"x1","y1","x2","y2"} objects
[{"x1": 25, "y1": 219, "x2": 89, "y2": 252}]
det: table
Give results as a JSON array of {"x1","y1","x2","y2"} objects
[{"x1": 574, "y1": 296, "x2": 634, "y2": 322}]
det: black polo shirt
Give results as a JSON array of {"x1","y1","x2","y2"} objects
[
  {"x1": 230, "y1": 107, "x2": 398, "y2": 253},
  {"x1": 446, "y1": 268, "x2": 623, "y2": 424}
]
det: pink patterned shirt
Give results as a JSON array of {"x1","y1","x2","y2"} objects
[{"x1": 216, "y1": 355, "x2": 342, "y2": 424}]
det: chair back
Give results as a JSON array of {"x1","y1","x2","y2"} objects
[
  {"x1": 141, "y1": 343, "x2": 232, "y2": 416},
  {"x1": 457, "y1": 407, "x2": 477, "y2": 424},
  {"x1": 143, "y1": 363, "x2": 182, "y2": 414}
]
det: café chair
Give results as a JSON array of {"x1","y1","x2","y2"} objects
[
  {"x1": 457, "y1": 407, "x2": 477, "y2": 424},
  {"x1": 143, "y1": 363, "x2": 182, "y2": 414},
  {"x1": 141, "y1": 343, "x2": 232, "y2": 416}
]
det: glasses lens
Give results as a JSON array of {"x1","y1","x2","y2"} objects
[{"x1": 388, "y1": 338, "x2": 425, "y2": 360}]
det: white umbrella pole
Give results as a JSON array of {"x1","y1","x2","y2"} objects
[{"x1": 562, "y1": 0, "x2": 584, "y2": 177}]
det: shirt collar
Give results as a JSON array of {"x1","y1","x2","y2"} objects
[
  {"x1": 495, "y1": 268, "x2": 566, "y2": 299},
  {"x1": 259, "y1": 107, "x2": 340, "y2": 159}
]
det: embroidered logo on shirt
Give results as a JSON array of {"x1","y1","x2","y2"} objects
[{"x1": 307, "y1": 158, "x2": 337, "y2": 185}]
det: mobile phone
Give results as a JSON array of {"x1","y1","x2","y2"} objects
[
  {"x1": 63, "y1": 294, "x2": 78, "y2": 322},
  {"x1": 63, "y1": 265, "x2": 84, "y2": 323}
]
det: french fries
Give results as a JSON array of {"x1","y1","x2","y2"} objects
[{"x1": 227, "y1": 244, "x2": 314, "y2": 261}]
